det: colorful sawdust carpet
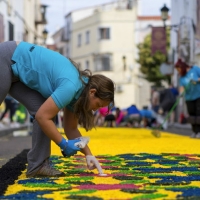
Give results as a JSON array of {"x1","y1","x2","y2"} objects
[{"x1": 0, "y1": 127, "x2": 200, "y2": 199}]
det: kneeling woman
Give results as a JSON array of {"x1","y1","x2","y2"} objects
[{"x1": 0, "y1": 41, "x2": 115, "y2": 177}]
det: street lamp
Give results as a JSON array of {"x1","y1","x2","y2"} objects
[
  {"x1": 42, "y1": 28, "x2": 48, "y2": 45},
  {"x1": 122, "y1": 56, "x2": 126, "y2": 71},
  {"x1": 160, "y1": 4, "x2": 169, "y2": 27}
]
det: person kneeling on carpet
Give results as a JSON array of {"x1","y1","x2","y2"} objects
[{"x1": 0, "y1": 41, "x2": 115, "y2": 177}]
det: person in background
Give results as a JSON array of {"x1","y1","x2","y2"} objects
[
  {"x1": 94, "y1": 106, "x2": 116, "y2": 127},
  {"x1": 151, "y1": 87, "x2": 160, "y2": 113},
  {"x1": 139, "y1": 106, "x2": 157, "y2": 128},
  {"x1": 156, "y1": 88, "x2": 176, "y2": 130},
  {"x1": 0, "y1": 41, "x2": 115, "y2": 177},
  {"x1": 158, "y1": 88, "x2": 176, "y2": 115},
  {"x1": 175, "y1": 58, "x2": 200, "y2": 138},
  {"x1": 13, "y1": 103, "x2": 27, "y2": 125},
  {"x1": 0, "y1": 95, "x2": 18, "y2": 127},
  {"x1": 115, "y1": 107, "x2": 124, "y2": 126},
  {"x1": 94, "y1": 106, "x2": 108, "y2": 126},
  {"x1": 122, "y1": 104, "x2": 141, "y2": 127},
  {"x1": 104, "y1": 111, "x2": 116, "y2": 127}
]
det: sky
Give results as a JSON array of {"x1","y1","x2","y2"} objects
[{"x1": 41, "y1": 0, "x2": 171, "y2": 35}]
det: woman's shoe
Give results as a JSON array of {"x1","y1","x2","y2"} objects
[{"x1": 26, "y1": 159, "x2": 65, "y2": 178}]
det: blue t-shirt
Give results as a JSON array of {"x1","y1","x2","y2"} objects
[
  {"x1": 11, "y1": 42, "x2": 88, "y2": 110},
  {"x1": 126, "y1": 105, "x2": 140, "y2": 115},
  {"x1": 139, "y1": 109, "x2": 157, "y2": 119},
  {"x1": 179, "y1": 66, "x2": 200, "y2": 101},
  {"x1": 139, "y1": 109, "x2": 152, "y2": 119}
]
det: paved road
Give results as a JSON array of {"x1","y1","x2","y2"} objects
[
  {"x1": 0, "y1": 132, "x2": 31, "y2": 167},
  {"x1": 164, "y1": 123, "x2": 193, "y2": 136},
  {"x1": 0, "y1": 124, "x2": 32, "y2": 167},
  {"x1": 0, "y1": 123, "x2": 194, "y2": 168}
]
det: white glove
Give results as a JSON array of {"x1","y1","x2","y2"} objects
[{"x1": 85, "y1": 155, "x2": 103, "y2": 174}]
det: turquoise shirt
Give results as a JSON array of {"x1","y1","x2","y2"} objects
[
  {"x1": 11, "y1": 42, "x2": 87, "y2": 110},
  {"x1": 179, "y1": 66, "x2": 200, "y2": 101}
]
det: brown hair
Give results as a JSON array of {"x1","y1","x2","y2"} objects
[
  {"x1": 175, "y1": 58, "x2": 190, "y2": 76},
  {"x1": 69, "y1": 59, "x2": 115, "y2": 131}
]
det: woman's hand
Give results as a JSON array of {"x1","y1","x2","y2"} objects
[
  {"x1": 58, "y1": 137, "x2": 81, "y2": 157},
  {"x1": 85, "y1": 155, "x2": 103, "y2": 174}
]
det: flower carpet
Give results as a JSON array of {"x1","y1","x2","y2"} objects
[{"x1": 0, "y1": 127, "x2": 200, "y2": 199}]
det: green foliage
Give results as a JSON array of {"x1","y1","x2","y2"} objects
[{"x1": 136, "y1": 29, "x2": 170, "y2": 87}]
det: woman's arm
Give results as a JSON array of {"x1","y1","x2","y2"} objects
[
  {"x1": 35, "y1": 96, "x2": 63, "y2": 144},
  {"x1": 63, "y1": 107, "x2": 92, "y2": 156},
  {"x1": 64, "y1": 108, "x2": 104, "y2": 174}
]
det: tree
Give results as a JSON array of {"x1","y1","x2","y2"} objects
[{"x1": 136, "y1": 29, "x2": 170, "y2": 87}]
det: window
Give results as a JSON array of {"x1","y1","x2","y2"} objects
[
  {"x1": 85, "y1": 31, "x2": 90, "y2": 44},
  {"x1": 99, "y1": 28, "x2": 110, "y2": 40},
  {"x1": 85, "y1": 60, "x2": 89, "y2": 69},
  {"x1": 8, "y1": 21, "x2": 14, "y2": 40},
  {"x1": 77, "y1": 33, "x2": 82, "y2": 47},
  {"x1": 127, "y1": 0, "x2": 133, "y2": 9},
  {"x1": 94, "y1": 54, "x2": 112, "y2": 71}
]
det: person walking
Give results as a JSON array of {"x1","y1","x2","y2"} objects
[
  {"x1": 175, "y1": 58, "x2": 200, "y2": 138},
  {"x1": 0, "y1": 95, "x2": 18, "y2": 126},
  {"x1": 0, "y1": 41, "x2": 115, "y2": 177}
]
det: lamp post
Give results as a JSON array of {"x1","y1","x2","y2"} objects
[
  {"x1": 122, "y1": 56, "x2": 126, "y2": 71},
  {"x1": 42, "y1": 28, "x2": 48, "y2": 45},
  {"x1": 160, "y1": 4, "x2": 169, "y2": 28},
  {"x1": 159, "y1": 4, "x2": 173, "y2": 84},
  {"x1": 160, "y1": 3, "x2": 195, "y2": 64}
]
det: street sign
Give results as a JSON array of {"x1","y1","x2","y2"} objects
[{"x1": 160, "y1": 62, "x2": 173, "y2": 75}]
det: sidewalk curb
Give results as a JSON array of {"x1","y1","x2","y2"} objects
[
  {"x1": 165, "y1": 123, "x2": 192, "y2": 136},
  {"x1": 0, "y1": 123, "x2": 32, "y2": 137}
]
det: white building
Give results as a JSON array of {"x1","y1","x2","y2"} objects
[
  {"x1": 0, "y1": 0, "x2": 47, "y2": 44},
  {"x1": 62, "y1": 0, "x2": 137, "y2": 108},
  {"x1": 52, "y1": 0, "x2": 171, "y2": 109}
]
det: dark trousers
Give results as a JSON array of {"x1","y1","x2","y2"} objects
[
  {"x1": 186, "y1": 98, "x2": 200, "y2": 133},
  {"x1": 0, "y1": 41, "x2": 50, "y2": 176}
]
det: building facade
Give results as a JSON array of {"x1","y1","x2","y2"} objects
[
  {"x1": 61, "y1": 0, "x2": 140, "y2": 108},
  {"x1": 170, "y1": 0, "x2": 198, "y2": 85},
  {"x1": 0, "y1": 0, "x2": 47, "y2": 44},
  {"x1": 170, "y1": 0, "x2": 200, "y2": 119},
  {"x1": 53, "y1": 0, "x2": 170, "y2": 109}
]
